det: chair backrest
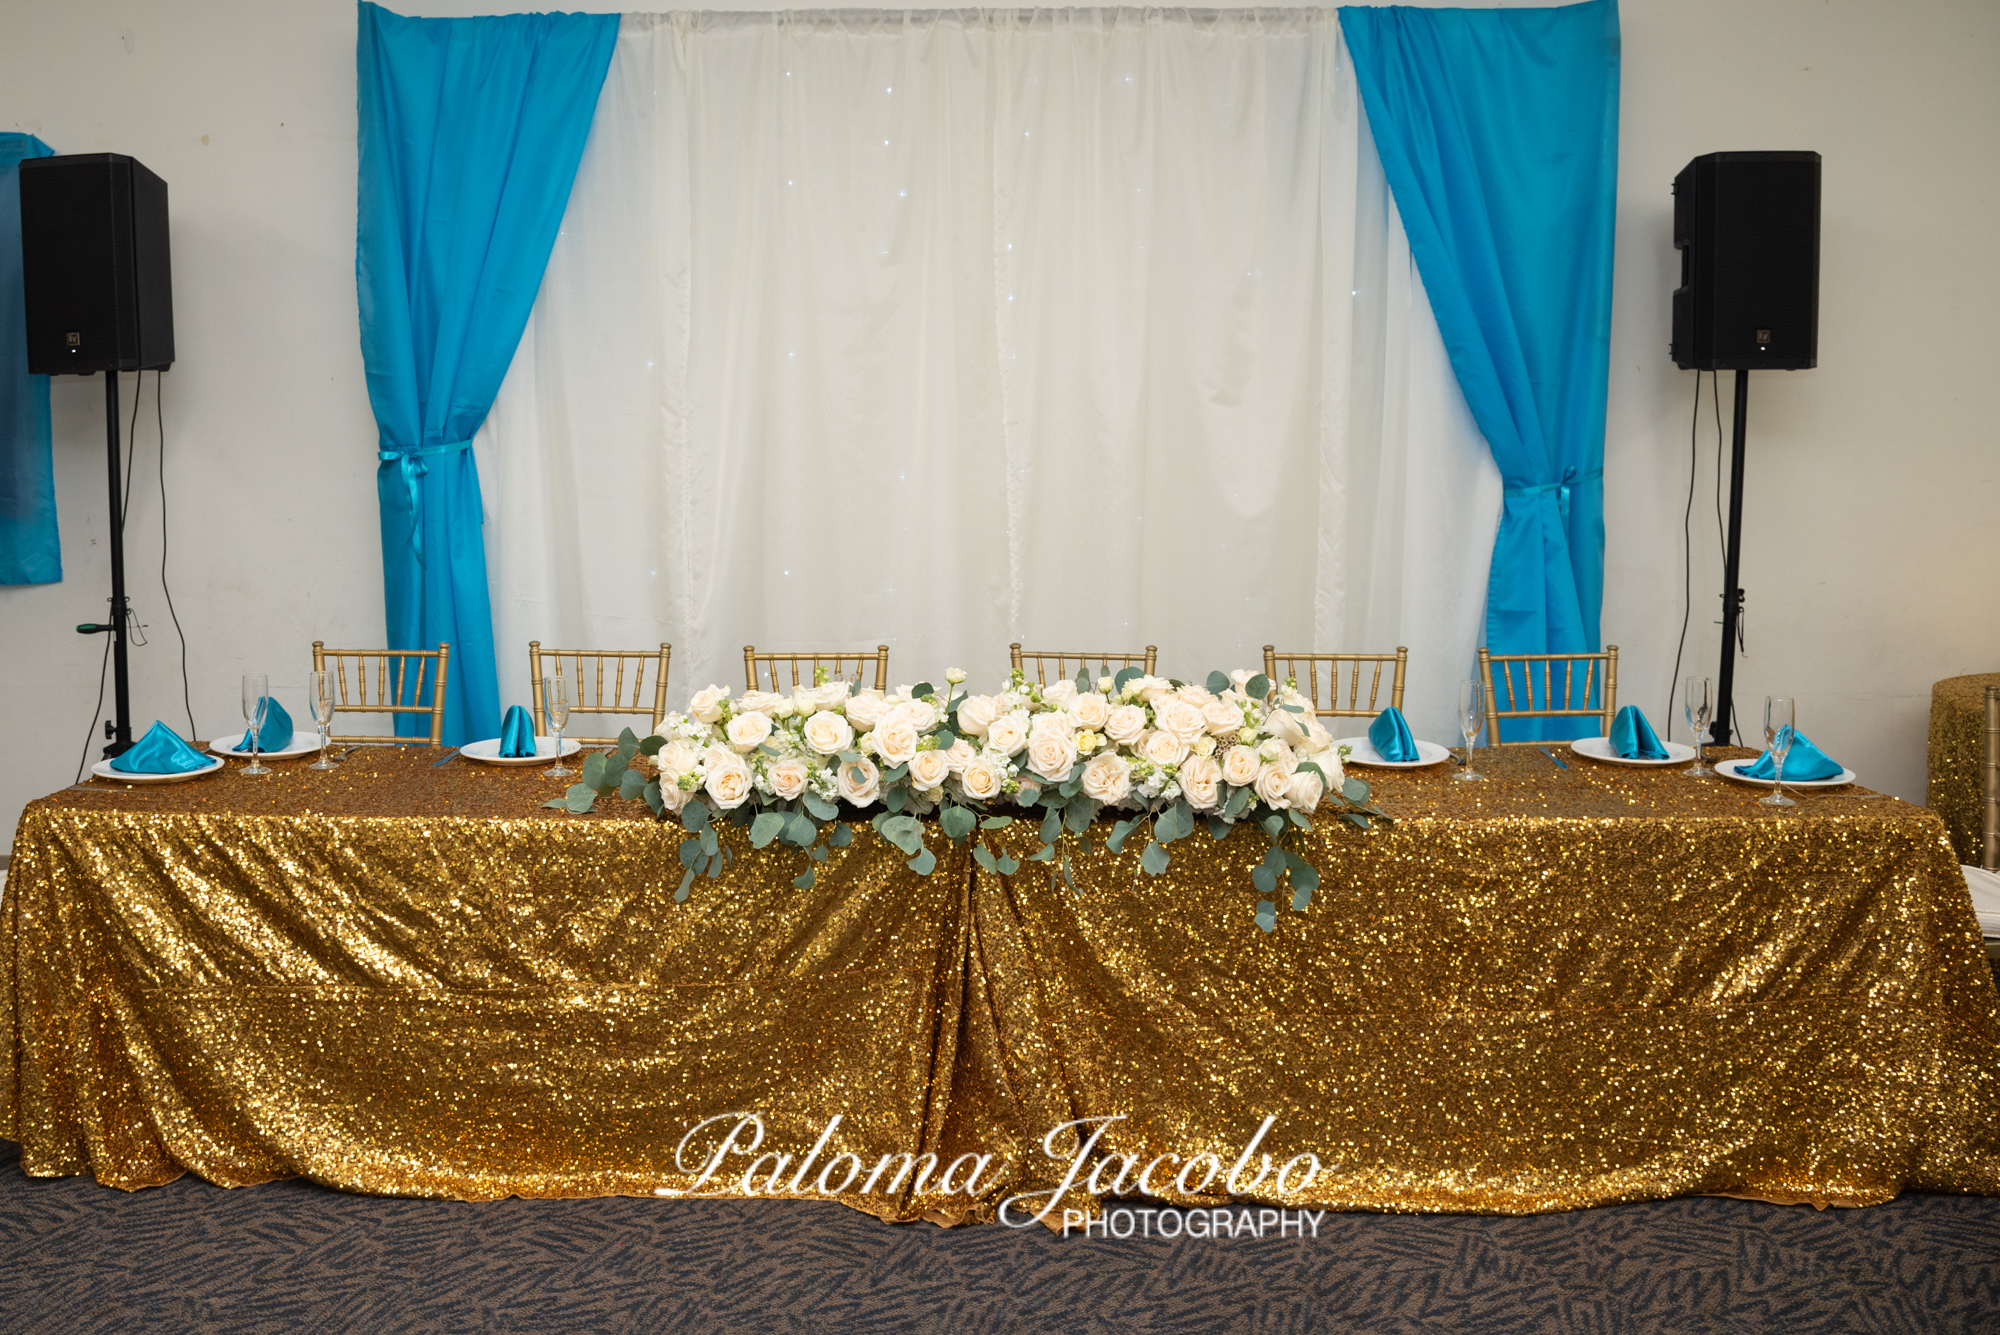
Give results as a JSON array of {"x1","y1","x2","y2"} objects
[
  {"x1": 1984, "y1": 685, "x2": 1998, "y2": 872},
  {"x1": 311, "y1": 641, "x2": 450, "y2": 747},
  {"x1": 1009, "y1": 643, "x2": 1157, "y2": 686},
  {"x1": 529, "y1": 642, "x2": 671, "y2": 745},
  {"x1": 743, "y1": 644, "x2": 890, "y2": 693},
  {"x1": 1262, "y1": 645, "x2": 1407, "y2": 718},
  {"x1": 1477, "y1": 646, "x2": 1618, "y2": 741}
]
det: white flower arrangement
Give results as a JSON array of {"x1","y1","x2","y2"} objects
[{"x1": 552, "y1": 664, "x2": 1389, "y2": 931}]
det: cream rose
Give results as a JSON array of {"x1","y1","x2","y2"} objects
[
  {"x1": 790, "y1": 691, "x2": 816, "y2": 719},
  {"x1": 1079, "y1": 751, "x2": 1132, "y2": 805},
  {"x1": 1141, "y1": 729, "x2": 1190, "y2": 768},
  {"x1": 702, "y1": 743, "x2": 739, "y2": 775},
  {"x1": 1137, "y1": 676, "x2": 1175, "y2": 705},
  {"x1": 1179, "y1": 754, "x2": 1223, "y2": 811},
  {"x1": 1041, "y1": 680, "x2": 1079, "y2": 708},
  {"x1": 1175, "y1": 684, "x2": 1216, "y2": 708},
  {"x1": 908, "y1": 749, "x2": 951, "y2": 792},
  {"x1": 890, "y1": 697, "x2": 939, "y2": 733},
  {"x1": 944, "y1": 737, "x2": 978, "y2": 774},
  {"x1": 813, "y1": 681, "x2": 851, "y2": 709},
  {"x1": 726, "y1": 710, "x2": 774, "y2": 753},
  {"x1": 688, "y1": 685, "x2": 730, "y2": 725},
  {"x1": 1268, "y1": 706, "x2": 1309, "y2": 746},
  {"x1": 1259, "y1": 738, "x2": 1297, "y2": 770},
  {"x1": 738, "y1": 690, "x2": 784, "y2": 716},
  {"x1": 984, "y1": 711, "x2": 1030, "y2": 757},
  {"x1": 1104, "y1": 703, "x2": 1147, "y2": 745},
  {"x1": 1029, "y1": 708, "x2": 1076, "y2": 740},
  {"x1": 1254, "y1": 762, "x2": 1292, "y2": 809},
  {"x1": 1284, "y1": 767, "x2": 1325, "y2": 813},
  {"x1": 1299, "y1": 717, "x2": 1336, "y2": 755},
  {"x1": 873, "y1": 719, "x2": 920, "y2": 767},
  {"x1": 1027, "y1": 730, "x2": 1079, "y2": 783},
  {"x1": 705, "y1": 759, "x2": 753, "y2": 810},
  {"x1": 1221, "y1": 745, "x2": 1261, "y2": 789},
  {"x1": 956, "y1": 695, "x2": 998, "y2": 736},
  {"x1": 843, "y1": 691, "x2": 891, "y2": 732},
  {"x1": 768, "y1": 756, "x2": 810, "y2": 801},
  {"x1": 1202, "y1": 699, "x2": 1241, "y2": 737},
  {"x1": 835, "y1": 756, "x2": 881, "y2": 806},
  {"x1": 1156, "y1": 699, "x2": 1208, "y2": 746},
  {"x1": 1066, "y1": 692, "x2": 1110, "y2": 730},
  {"x1": 655, "y1": 740, "x2": 700, "y2": 780},
  {"x1": 657, "y1": 778, "x2": 691, "y2": 814},
  {"x1": 959, "y1": 756, "x2": 1004, "y2": 801},
  {"x1": 802, "y1": 710, "x2": 856, "y2": 757}
]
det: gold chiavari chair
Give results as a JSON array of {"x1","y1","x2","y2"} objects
[
  {"x1": 744, "y1": 644, "x2": 890, "y2": 693},
  {"x1": 1262, "y1": 645, "x2": 1408, "y2": 718},
  {"x1": 1477, "y1": 645, "x2": 1618, "y2": 743},
  {"x1": 311, "y1": 640, "x2": 450, "y2": 747},
  {"x1": 1984, "y1": 684, "x2": 1998, "y2": 873},
  {"x1": 1010, "y1": 643, "x2": 1158, "y2": 686},
  {"x1": 528, "y1": 642, "x2": 671, "y2": 745}
]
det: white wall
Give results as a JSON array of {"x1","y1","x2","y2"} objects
[{"x1": 2, "y1": 0, "x2": 1996, "y2": 854}]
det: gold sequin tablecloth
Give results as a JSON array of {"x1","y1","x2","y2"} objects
[
  {"x1": 1927, "y1": 672, "x2": 2000, "y2": 864},
  {"x1": 3, "y1": 745, "x2": 1997, "y2": 1217}
]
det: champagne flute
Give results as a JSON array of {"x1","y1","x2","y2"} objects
[
  {"x1": 1454, "y1": 679, "x2": 1486, "y2": 782},
  {"x1": 1683, "y1": 676, "x2": 1715, "y2": 777},
  {"x1": 241, "y1": 673, "x2": 272, "y2": 776},
  {"x1": 544, "y1": 674, "x2": 574, "y2": 778},
  {"x1": 307, "y1": 669, "x2": 338, "y2": 770},
  {"x1": 1761, "y1": 695, "x2": 1796, "y2": 807}
]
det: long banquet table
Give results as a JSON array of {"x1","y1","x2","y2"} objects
[{"x1": 4, "y1": 744, "x2": 1997, "y2": 1222}]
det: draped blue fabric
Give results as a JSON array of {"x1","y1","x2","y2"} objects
[
  {"x1": 1339, "y1": 0, "x2": 1619, "y2": 740},
  {"x1": 0, "y1": 133, "x2": 59, "y2": 587},
  {"x1": 355, "y1": 3, "x2": 616, "y2": 742}
]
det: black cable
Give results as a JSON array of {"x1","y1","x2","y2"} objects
[
  {"x1": 118, "y1": 370, "x2": 139, "y2": 527},
  {"x1": 155, "y1": 373, "x2": 196, "y2": 740},
  {"x1": 75, "y1": 627, "x2": 112, "y2": 785},
  {"x1": 75, "y1": 373, "x2": 144, "y2": 779},
  {"x1": 1666, "y1": 372, "x2": 1702, "y2": 741}
]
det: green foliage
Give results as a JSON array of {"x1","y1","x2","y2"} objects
[
  {"x1": 878, "y1": 815, "x2": 924, "y2": 856},
  {"x1": 1254, "y1": 900, "x2": 1276, "y2": 932},
  {"x1": 907, "y1": 846, "x2": 937, "y2": 875},
  {"x1": 1105, "y1": 819, "x2": 1136, "y2": 853},
  {"x1": 1062, "y1": 794, "x2": 1096, "y2": 834},
  {"x1": 829, "y1": 822, "x2": 853, "y2": 848},
  {"x1": 803, "y1": 792, "x2": 838, "y2": 821},
  {"x1": 1140, "y1": 841, "x2": 1169, "y2": 875},
  {"x1": 940, "y1": 805, "x2": 977, "y2": 842},
  {"x1": 1205, "y1": 670, "x2": 1231, "y2": 694},
  {"x1": 979, "y1": 815, "x2": 1013, "y2": 829},
  {"x1": 564, "y1": 784, "x2": 597, "y2": 814},
  {"x1": 638, "y1": 733, "x2": 666, "y2": 757},
  {"x1": 1113, "y1": 666, "x2": 1143, "y2": 692},
  {"x1": 794, "y1": 867, "x2": 816, "y2": 889},
  {"x1": 1245, "y1": 673, "x2": 1270, "y2": 700},
  {"x1": 750, "y1": 812, "x2": 788, "y2": 848}
]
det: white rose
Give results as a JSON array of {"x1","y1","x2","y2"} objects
[
  {"x1": 726, "y1": 710, "x2": 774, "y2": 753},
  {"x1": 1222, "y1": 745, "x2": 1262, "y2": 789},
  {"x1": 772, "y1": 696, "x2": 797, "y2": 719},
  {"x1": 688, "y1": 685, "x2": 730, "y2": 724},
  {"x1": 1104, "y1": 704, "x2": 1147, "y2": 746},
  {"x1": 894, "y1": 698, "x2": 939, "y2": 733},
  {"x1": 655, "y1": 740, "x2": 700, "y2": 780},
  {"x1": 985, "y1": 712, "x2": 1030, "y2": 757},
  {"x1": 1179, "y1": 754, "x2": 1223, "y2": 811},
  {"x1": 1285, "y1": 767, "x2": 1325, "y2": 813},
  {"x1": 1175, "y1": 684, "x2": 1216, "y2": 708},
  {"x1": 959, "y1": 757, "x2": 1004, "y2": 801},
  {"x1": 1141, "y1": 729, "x2": 1190, "y2": 768},
  {"x1": 843, "y1": 691, "x2": 891, "y2": 732},
  {"x1": 768, "y1": 756, "x2": 810, "y2": 800},
  {"x1": 1079, "y1": 751, "x2": 1132, "y2": 805},
  {"x1": 1027, "y1": 729, "x2": 1079, "y2": 783},
  {"x1": 956, "y1": 695, "x2": 998, "y2": 736},
  {"x1": 1042, "y1": 680, "x2": 1079, "y2": 708},
  {"x1": 1259, "y1": 738, "x2": 1297, "y2": 770},
  {"x1": 1156, "y1": 699, "x2": 1208, "y2": 746},
  {"x1": 702, "y1": 742, "x2": 740, "y2": 774},
  {"x1": 945, "y1": 668, "x2": 968, "y2": 685},
  {"x1": 1192, "y1": 735, "x2": 1217, "y2": 758},
  {"x1": 1254, "y1": 762, "x2": 1292, "y2": 809},
  {"x1": 1029, "y1": 708, "x2": 1076, "y2": 740},
  {"x1": 790, "y1": 691, "x2": 816, "y2": 719},
  {"x1": 658, "y1": 778, "x2": 691, "y2": 814},
  {"x1": 908, "y1": 749, "x2": 951, "y2": 792},
  {"x1": 1202, "y1": 699, "x2": 1241, "y2": 737},
  {"x1": 1137, "y1": 676, "x2": 1175, "y2": 705},
  {"x1": 738, "y1": 690, "x2": 784, "y2": 716},
  {"x1": 813, "y1": 681, "x2": 850, "y2": 709},
  {"x1": 802, "y1": 710, "x2": 856, "y2": 757},
  {"x1": 944, "y1": 738, "x2": 978, "y2": 774},
  {"x1": 835, "y1": 756, "x2": 881, "y2": 806},
  {"x1": 1067, "y1": 692, "x2": 1110, "y2": 730},
  {"x1": 705, "y1": 759, "x2": 754, "y2": 810},
  {"x1": 1229, "y1": 669, "x2": 1254, "y2": 688},
  {"x1": 1268, "y1": 706, "x2": 1309, "y2": 745},
  {"x1": 1299, "y1": 717, "x2": 1335, "y2": 755},
  {"x1": 873, "y1": 719, "x2": 920, "y2": 766}
]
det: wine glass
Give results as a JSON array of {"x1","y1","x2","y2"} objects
[
  {"x1": 544, "y1": 674, "x2": 574, "y2": 778},
  {"x1": 307, "y1": 670, "x2": 338, "y2": 769},
  {"x1": 1683, "y1": 676, "x2": 1715, "y2": 777},
  {"x1": 1761, "y1": 695, "x2": 1796, "y2": 807},
  {"x1": 241, "y1": 673, "x2": 272, "y2": 776},
  {"x1": 1454, "y1": 679, "x2": 1486, "y2": 781}
]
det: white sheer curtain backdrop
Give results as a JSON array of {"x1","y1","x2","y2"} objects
[{"x1": 473, "y1": 9, "x2": 1500, "y2": 743}]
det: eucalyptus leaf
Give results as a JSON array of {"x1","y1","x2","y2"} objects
[
  {"x1": 643, "y1": 781, "x2": 665, "y2": 817},
  {"x1": 1282, "y1": 850, "x2": 1321, "y2": 897},
  {"x1": 1254, "y1": 901, "x2": 1276, "y2": 933},
  {"x1": 582, "y1": 751, "x2": 608, "y2": 791},
  {"x1": 1062, "y1": 851, "x2": 1076, "y2": 892},
  {"x1": 1265, "y1": 845, "x2": 1289, "y2": 871},
  {"x1": 676, "y1": 867, "x2": 697, "y2": 902},
  {"x1": 912, "y1": 681, "x2": 934, "y2": 701},
  {"x1": 680, "y1": 838, "x2": 704, "y2": 870},
  {"x1": 1262, "y1": 814, "x2": 1286, "y2": 841},
  {"x1": 638, "y1": 734, "x2": 666, "y2": 757},
  {"x1": 1039, "y1": 790, "x2": 1066, "y2": 810},
  {"x1": 620, "y1": 768, "x2": 649, "y2": 801},
  {"x1": 750, "y1": 813, "x2": 787, "y2": 848},
  {"x1": 1140, "y1": 841, "x2": 1170, "y2": 876},
  {"x1": 565, "y1": 785, "x2": 597, "y2": 815},
  {"x1": 1224, "y1": 786, "x2": 1251, "y2": 819},
  {"x1": 884, "y1": 763, "x2": 910, "y2": 783},
  {"x1": 1291, "y1": 882, "x2": 1313, "y2": 912},
  {"x1": 934, "y1": 729, "x2": 957, "y2": 752},
  {"x1": 794, "y1": 868, "x2": 817, "y2": 890},
  {"x1": 1027, "y1": 845, "x2": 1055, "y2": 863},
  {"x1": 1063, "y1": 794, "x2": 1096, "y2": 834},
  {"x1": 1105, "y1": 819, "x2": 1136, "y2": 853},
  {"x1": 705, "y1": 850, "x2": 725, "y2": 879},
  {"x1": 1288, "y1": 809, "x2": 1312, "y2": 830},
  {"x1": 830, "y1": 822, "x2": 854, "y2": 848},
  {"x1": 682, "y1": 800, "x2": 711, "y2": 832},
  {"x1": 940, "y1": 805, "x2": 977, "y2": 841},
  {"x1": 840, "y1": 750, "x2": 863, "y2": 764},
  {"x1": 998, "y1": 855, "x2": 1021, "y2": 874},
  {"x1": 1113, "y1": 666, "x2": 1143, "y2": 691},
  {"x1": 1246, "y1": 673, "x2": 1270, "y2": 700},
  {"x1": 804, "y1": 792, "x2": 838, "y2": 821},
  {"x1": 885, "y1": 786, "x2": 909, "y2": 814},
  {"x1": 1344, "y1": 812, "x2": 1369, "y2": 829},
  {"x1": 1342, "y1": 777, "x2": 1372, "y2": 804},
  {"x1": 973, "y1": 844, "x2": 999, "y2": 873},
  {"x1": 785, "y1": 812, "x2": 817, "y2": 847},
  {"x1": 849, "y1": 678, "x2": 864, "y2": 696},
  {"x1": 808, "y1": 844, "x2": 827, "y2": 862},
  {"x1": 1206, "y1": 670, "x2": 1230, "y2": 694},
  {"x1": 1075, "y1": 668, "x2": 1090, "y2": 693},
  {"x1": 1251, "y1": 863, "x2": 1278, "y2": 894},
  {"x1": 1059, "y1": 776, "x2": 1082, "y2": 799},
  {"x1": 541, "y1": 797, "x2": 569, "y2": 809},
  {"x1": 616, "y1": 727, "x2": 641, "y2": 760},
  {"x1": 907, "y1": 846, "x2": 937, "y2": 875},
  {"x1": 1297, "y1": 761, "x2": 1330, "y2": 785},
  {"x1": 980, "y1": 815, "x2": 1014, "y2": 829},
  {"x1": 1207, "y1": 815, "x2": 1232, "y2": 841},
  {"x1": 880, "y1": 815, "x2": 924, "y2": 855},
  {"x1": 1040, "y1": 809, "x2": 1063, "y2": 844},
  {"x1": 699, "y1": 826, "x2": 719, "y2": 857}
]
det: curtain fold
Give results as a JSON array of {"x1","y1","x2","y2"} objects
[
  {"x1": 1338, "y1": 0, "x2": 1619, "y2": 739},
  {"x1": 476, "y1": 10, "x2": 1501, "y2": 743},
  {"x1": 355, "y1": 2, "x2": 617, "y2": 742},
  {"x1": 0, "y1": 132, "x2": 59, "y2": 587}
]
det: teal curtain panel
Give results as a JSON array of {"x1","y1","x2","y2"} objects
[{"x1": 0, "y1": 132, "x2": 59, "y2": 586}]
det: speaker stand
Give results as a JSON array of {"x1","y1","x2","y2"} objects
[
  {"x1": 75, "y1": 370, "x2": 134, "y2": 759},
  {"x1": 1709, "y1": 368, "x2": 1750, "y2": 748}
]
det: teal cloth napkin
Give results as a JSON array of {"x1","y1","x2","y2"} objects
[
  {"x1": 110, "y1": 721, "x2": 211, "y2": 775},
  {"x1": 1609, "y1": 705, "x2": 1668, "y2": 760},
  {"x1": 1367, "y1": 706, "x2": 1418, "y2": 762},
  {"x1": 1743, "y1": 727, "x2": 1843, "y2": 781},
  {"x1": 500, "y1": 705, "x2": 536, "y2": 758},
  {"x1": 237, "y1": 697, "x2": 293, "y2": 752}
]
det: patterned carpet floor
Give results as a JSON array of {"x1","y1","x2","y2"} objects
[{"x1": 2, "y1": 1140, "x2": 1997, "y2": 1334}]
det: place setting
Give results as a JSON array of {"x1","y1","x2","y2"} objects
[{"x1": 455, "y1": 676, "x2": 584, "y2": 772}]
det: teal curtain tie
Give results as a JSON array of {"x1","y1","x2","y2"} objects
[
  {"x1": 378, "y1": 439, "x2": 475, "y2": 564},
  {"x1": 1504, "y1": 466, "x2": 1603, "y2": 528}
]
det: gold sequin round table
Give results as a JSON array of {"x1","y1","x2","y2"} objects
[
  {"x1": 4, "y1": 745, "x2": 1997, "y2": 1219},
  {"x1": 1927, "y1": 671, "x2": 2000, "y2": 864}
]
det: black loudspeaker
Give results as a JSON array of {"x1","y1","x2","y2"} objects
[
  {"x1": 1672, "y1": 151, "x2": 1819, "y2": 371},
  {"x1": 18, "y1": 152, "x2": 175, "y2": 375}
]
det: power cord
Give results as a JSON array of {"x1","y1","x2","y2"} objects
[
  {"x1": 1666, "y1": 371, "x2": 1704, "y2": 741},
  {"x1": 155, "y1": 373, "x2": 196, "y2": 740}
]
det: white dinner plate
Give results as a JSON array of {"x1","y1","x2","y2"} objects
[
  {"x1": 1714, "y1": 758, "x2": 1857, "y2": 789},
  {"x1": 1334, "y1": 736, "x2": 1455, "y2": 769},
  {"x1": 458, "y1": 737, "x2": 584, "y2": 766},
  {"x1": 91, "y1": 755, "x2": 225, "y2": 785},
  {"x1": 1569, "y1": 735, "x2": 1698, "y2": 767},
  {"x1": 208, "y1": 728, "x2": 328, "y2": 760}
]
